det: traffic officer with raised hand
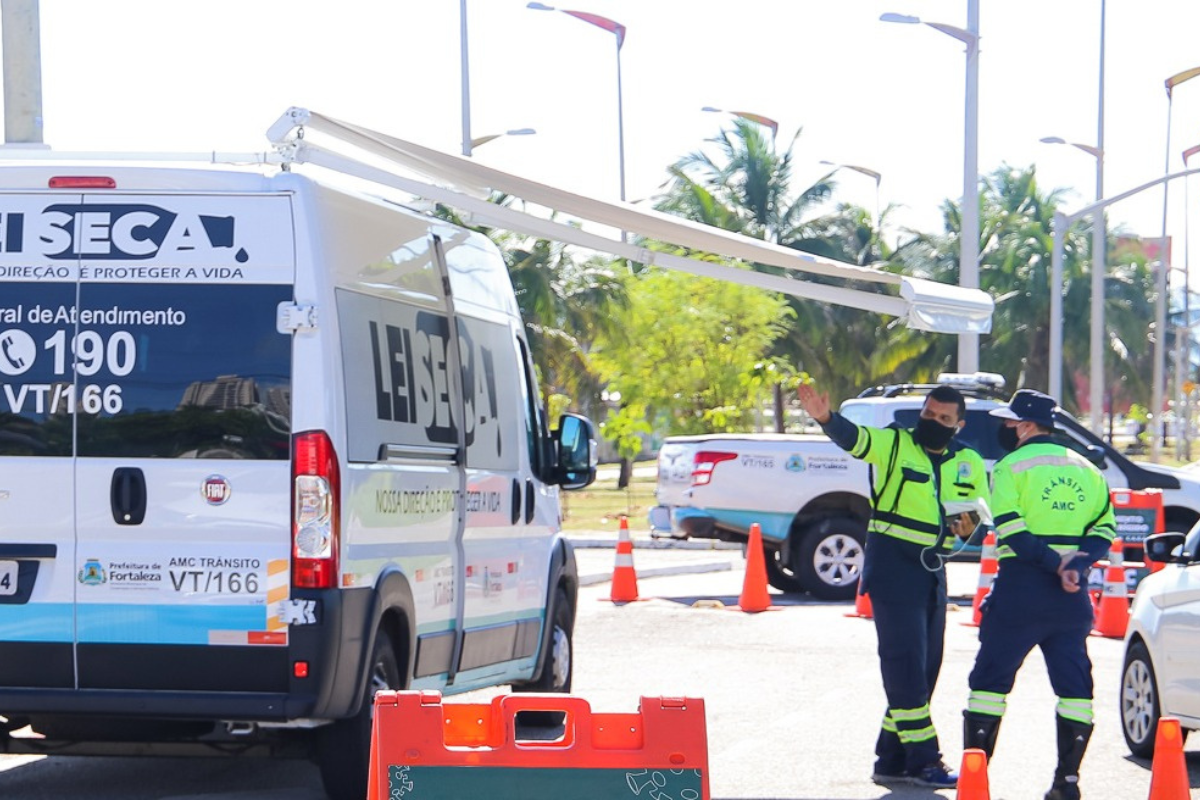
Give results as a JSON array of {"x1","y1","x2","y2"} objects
[
  {"x1": 798, "y1": 381, "x2": 987, "y2": 789},
  {"x1": 963, "y1": 389, "x2": 1115, "y2": 800}
]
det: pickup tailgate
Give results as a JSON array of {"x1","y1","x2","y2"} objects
[{"x1": 653, "y1": 433, "x2": 863, "y2": 543}]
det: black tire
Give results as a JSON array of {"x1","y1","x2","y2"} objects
[
  {"x1": 517, "y1": 586, "x2": 573, "y2": 693},
  {"x1": 513, "y1": 587, "x2": 573, "y2": 728},
  {"x1": 1122, "y1": 640, "x2": 1160, "y2": 758},
  {"x1": 794, "y1": 517, "x2": 865, "y2": 601},
  {"x1": 317, "y1": 628, "x2": 402, "y2": 800},
  {"x1": 763, "y1": 543, "x2": 806, "y2": 594}
]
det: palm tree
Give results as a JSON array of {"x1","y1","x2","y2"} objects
[
  {"x1": 435, "y1": 196, "x2": 628, "y2": 418},
  {"x1": 655, "y1": 120, "x2": 894, "y2": 412},
  {"x1": 886, "y1": 165, "x2": 1156, "y2": 415}
]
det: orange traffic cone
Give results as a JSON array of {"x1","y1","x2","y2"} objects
[
  {"x1": 1109, "y1": 536, "x2": 1125, "y2": 568},
  {"x1": 609, "y1": 516, "x2": 639, "y2": 604},
  {"x1": 738, "y1": 523, "x2": 772, "y2": 612},
  {"x1": 845, "y1": 579, "x2": 872, "y2": 619},
  {"x1": 956, "y1": 748, "x2": 990, "y2": 800},
  {"x1": 967, "y1": 531, "x2": 998, "y2": 627},
  {"x1": 1148, "y1": 716, "x2": 1189, "y2": 800},
  {"x1": 1092, "y1": 558, "x2": 1129, "y2": 638}
]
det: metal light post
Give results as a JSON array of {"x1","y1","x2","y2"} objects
[
  {"x1": 459, "y1": 0, "x2": 472, "y2": 156},
  {"x1": 820, "y1": 160, "x2": 883, "y2": 238},
  {"x1": 1179, "y1": 141, "x2": 1200, "y2": 460},
  {"x1": 1041, "y1": 137, "x2": 1104, "y2": 429},
  {"x1": 881, "y1": 1, "x2": 980, "y2": 372},
  {"x1": 701, "y1": 106, "x2": 780, "y2": 141},
  {"x1": 528, "y1": 3, "x2": 627, "y2": 210},
  {"x1": 1153, "y1": 66, "x2": 1200, "y2": 460}
]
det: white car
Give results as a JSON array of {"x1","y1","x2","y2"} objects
[{"x1": 1121, "y1": 529, "x2": 1200, "y2": 756}]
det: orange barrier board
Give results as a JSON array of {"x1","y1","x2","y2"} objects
[{"x1": 367, "y1": 691, "x2": 709, "y2": 800}]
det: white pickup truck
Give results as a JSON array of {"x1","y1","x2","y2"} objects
[{"x1": 650, "y1": 375, "x2": 1200, "y2": 600}]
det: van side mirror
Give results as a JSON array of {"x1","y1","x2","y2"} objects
[
  {"x1": 1143, "y1": 531, "x2": 1187, "y2": 564},
  {"x1": 553, "y1": 413, "x2": 597, "y2": 490}
]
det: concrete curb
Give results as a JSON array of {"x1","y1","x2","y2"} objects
[
  {"x1": 567, "y1": 536, "x2": 743, "y2": 551},
  {"x1": 578, "y1": 561, "x2": 734, "y2": 587}
]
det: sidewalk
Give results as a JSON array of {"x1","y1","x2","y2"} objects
[{"x1": 565, "y1": 530, "x2": 742, "y2": 586}]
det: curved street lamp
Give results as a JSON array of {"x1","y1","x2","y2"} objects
[
  {"x1": 1151, "y1": 66, "x2": 1200, "y2": 459},
  {"x1": 1041, "y1": 136, "x2": 1105, "y2": 432},
  {"x1": 882, "y1": 2, "x2": 980, "y2": 373},
  {"x1": 469, "y1": 128, "x2": 537, "y2": 150},
  {"x1": 819, "y1": 160, "x2": 883, "y2": 231},
  {"x1": 701, "y1": 106, "x2": 779, "y2": 141},
  {"x1": 527, "y1": 3, "x2": 627, "y2": 205}
]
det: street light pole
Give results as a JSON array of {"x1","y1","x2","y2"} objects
[
  {"x1": 1094, "y1": 0, "x2": 1107, "y2": 435},
  {"x1": 1040, "y1": 137, "x2": 1105, "y2": 428},
  {"x1": 527, "y1": 5, "x2": 626, "y2": 202},
  {"x1": 460, "y1": 0, "x2": 472, "y2": 157},
  {"x1": 1154, "y1": 66, "x2": 1200, "y2": 460},
  {"x1": 881, "y1": 1, "x2": 980, "y2": 373}
]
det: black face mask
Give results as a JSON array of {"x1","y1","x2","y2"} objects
[
  {"x1": 914, "y1": 417, "x2": 957, "y2": 451},
  {"x1": 997, "y1": 425, "x2": 1020, "y2": 453}
]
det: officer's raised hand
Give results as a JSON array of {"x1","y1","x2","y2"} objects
[{"x1": 797, "y1": 382, "x2": 831, "y2": 424}]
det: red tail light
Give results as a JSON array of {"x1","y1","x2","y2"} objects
[
  {"x1": 292, "y1": 430, "x2": 340, "y2": 589},
  {"x1": 691, "y1": 451, "x2": 737, "y2": 487},
  {"x1": 48, "y1": 176, "x2": 117, "y2": 189}
]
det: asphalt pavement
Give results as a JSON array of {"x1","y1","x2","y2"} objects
[{"x1": 568, "y1": 529, "x2": 984, "y2": 599}]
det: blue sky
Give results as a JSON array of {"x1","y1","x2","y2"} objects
[{"x1": 30, "y1": 1, "x2": 1200, "y2": 274}]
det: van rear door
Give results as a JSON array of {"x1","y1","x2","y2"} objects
[
  {"x1": 0, "y1": 194, "x2": 80, "y2": 688},
  {"x1": 2, "y1": 189, "x2": 297, "y2": 693}
]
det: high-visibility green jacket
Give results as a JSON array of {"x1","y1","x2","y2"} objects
[
  {"x1": 991, "y1": 438, "x2": 1115, "y2": 567},
  {"x1": 851, "y1": 425, "x2": 989, "y2": 550}
]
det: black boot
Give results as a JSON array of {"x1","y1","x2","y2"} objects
[
  {"x1": 963, "y1": 711, "x2": 1002, "y2": 760},
  {"x1": 1044, "y1": 715, "x2": 1093, "y2": 800}
]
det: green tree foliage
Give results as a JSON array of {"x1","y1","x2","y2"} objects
[
  {"x1": 591, "y1": 269, "x2": 794, "y2": 435},
  {"x1": 886, "y1": 164, "x2": 1156, "y2": 414}
]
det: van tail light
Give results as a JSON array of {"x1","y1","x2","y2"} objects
[
  {"x1": 691, "y1": 451, "x2": 738, "y2": 487},
  {"x1": 292, "y1": 430, "x2": 340, "y2": 589}
]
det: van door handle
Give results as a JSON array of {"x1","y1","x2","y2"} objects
[
  {"x1": 524, "y1": 479, "x2": 535, "y2": 524},
  {"x1": 510, "y1": 478, "x2": 521, "y2": 526},
  {"x1": 111, "y1": 468, "x2": 147, "y2": 525}
]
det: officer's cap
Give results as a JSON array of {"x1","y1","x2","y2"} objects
[{"x1": 989, "y1": 389, "x2": 1058, "y2": 429}]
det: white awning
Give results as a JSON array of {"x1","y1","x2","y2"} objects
[{"x1": 266, "y1": 107, "x2": 993, "y2": 334}]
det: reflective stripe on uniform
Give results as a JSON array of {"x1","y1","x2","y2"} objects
[
  {"x1": 890, "y1": 704, "x2": 937, "y2": 744},
  {"x1": 1056, "y1": 697, "x2": 1094, "y2": 725},
  {"x1": 968, "y1": 690, "x2": 1007, "y2": 718}
]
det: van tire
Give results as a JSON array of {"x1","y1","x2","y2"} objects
[
  {"x1": 794, "y1": 517, "x2": 865, "y2": 601},
  {"x1": 512, "y1": 586, "x2": 573, "y2": 727},
  {"x1": 316, "y1": 628, "x2": 402, "y2": 800}
]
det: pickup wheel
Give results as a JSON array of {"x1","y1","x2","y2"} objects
[
  {"x1": 793, "y1": 517, "x2": 865, "y2": 601},
  {"x1": 764, "y1": 544, "x2": 807, "y2": 594}
]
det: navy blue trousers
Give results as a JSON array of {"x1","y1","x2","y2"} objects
[
  {"x1": 871, "y1": 587, "x2": 947, "y2": 773},
  {"x1": 969, "y1": 565, "x2": 1095, "y2": 702}
]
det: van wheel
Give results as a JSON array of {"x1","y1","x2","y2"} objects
[
  {"x1": 763, "y1": 544, "x2": 806, "y2": 594},
  {"x1": 794, "y1": 517, "x2": 865, "y2": 601},
  {"x1": 317, "y1": 628, "x2": 401, "y2": 800},
  {"x1": 513, "y1": 587, "x2": 573, "y2": 727}
]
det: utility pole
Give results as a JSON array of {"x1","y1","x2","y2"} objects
[{"x1": 1, "y1": 0, "x2": 44, "y2": 145}]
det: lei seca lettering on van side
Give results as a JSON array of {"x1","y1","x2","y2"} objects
[{"x1": 368, "y1": 312, "x2": 502, "y2": 451}]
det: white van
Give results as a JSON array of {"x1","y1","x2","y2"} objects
[{"x1": 0, "y1": 162, "x2": 596, "y2": 799}]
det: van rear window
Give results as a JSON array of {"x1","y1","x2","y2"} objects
[{"x1": 0, "y1": 283, "x2": 292, "y2": 459}]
